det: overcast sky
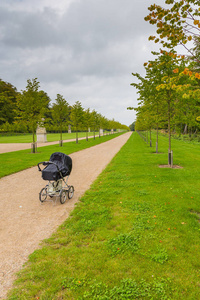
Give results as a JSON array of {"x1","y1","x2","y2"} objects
[{"x1": 0, "y1": 0, "x2": 167, "y2": 126}]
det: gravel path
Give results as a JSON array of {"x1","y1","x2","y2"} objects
[{"x1": 0, "y1": 132, "x2": 132, "y2": 299}]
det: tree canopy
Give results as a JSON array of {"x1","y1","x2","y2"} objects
[
  {"x1": 145, "y1": 0, "x2": 200, "y2": 61},
  {"x1": 15, "y1": 78, "x2": 50, "y2": 146},
  {"x1": 52, "y1": 94, "x2": 70, "y2": 144},
  {"x1": 0, "y1": 79, "x2": 18, "y2": 125}
]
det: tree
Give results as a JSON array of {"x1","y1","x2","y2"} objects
[
  {"x1": 52, "y1": 94, "x2": 69, "y2": 146},
  {"x1": 100, "y1": 116, "x2": 109, "y2": 136},
  {"x1": 97, "y1": 113, "x2": 104, "y2": 138},
  {"x1": 70, "y1": 101, "x2": 84, "y2": 144},
  {"x1": 90, "y1": 110, "x2": 98, "y2": 139},
  {"x1": 144, "y1": 0, "x2": 200, "y2": 61},
  {"x1": 147, "y1": 52, "x2": 179, "y2": 157},
  {"x1": 130, "y1": 53, "x2": 170, "y2": 152},
  {"x1": 83, "y1": 108, "x2": 92, "y2": 141},
  {"x1": 130, "y1": 50, "x2": 200, "y2": 163},
  {"x1": 15, "y1": 78, "x2": 50, "y2": 152},
  {"x1": 129, "y1": 122, "x2": 135, "y2": 131},
  {"x1": 0, "y1": 79, "x2": 18, "y2": 125}
]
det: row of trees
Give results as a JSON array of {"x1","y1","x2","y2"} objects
[
  {"x1": 0, "y1": 78, "x2": 129, "y2": 148},
  {"x1": 129, "y1": 0, "x2": 200, "y2": 166}
]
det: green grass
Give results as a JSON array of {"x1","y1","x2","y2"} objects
[
  {"x1": 0, "y1": 132, "x2": 100, "y2": 143},
  {"x1": 0, "y1": 133, "x2": 123, "y2": 178},
  {"x1": 6, "y1": 132, "x2": 200, "y2": 299}
]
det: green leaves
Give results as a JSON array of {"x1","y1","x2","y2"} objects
[
  {"x1": 0, "y1": 80, "x2": 18, "y2": 125},
  {"x1": 15, "y1": 78, "x2": 50, "y2": 143},
  {"x1": 145, "y1": 0, "x2": 200, "y2": 59},
  {"x1": 51, "y1": 94, "x2": 70, "y2": 141}
]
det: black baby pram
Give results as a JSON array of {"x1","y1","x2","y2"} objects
[{"x1": 38, "y1": 152, "x2": 74, "y2": 204}]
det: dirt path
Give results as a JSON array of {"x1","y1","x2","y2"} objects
[{"x1": 0, "y1": 132, "x2": 132, "y2": 299}]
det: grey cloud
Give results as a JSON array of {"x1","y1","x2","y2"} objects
[
  {"x1": 0, "y1": 0, "x2": 153, "y2": 50},
  {"x1": 60, "y1": 0, "x2": 153, "y2": 51},
  {"x1": 0, "y1": 7, "x2": 59, "y2": 48},
  {"x1": 0, "y1": 0, "x2": 166, "y2": 126}
]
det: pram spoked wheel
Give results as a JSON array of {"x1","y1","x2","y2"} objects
[
  {"x1": 68, "y1": 185, "x2": 74, "y2": 199},
  {"x1": 60, "y1": 189, "x2": 67, "y2": 204},
  {"x1": 39, "y1": 187, "x2": 48, "y2": 202}
]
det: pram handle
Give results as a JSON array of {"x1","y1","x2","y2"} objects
[{"x1": 37, "y1": 161, "x2": 61, "y2": 172}]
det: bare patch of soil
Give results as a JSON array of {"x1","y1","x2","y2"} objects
[
  {"x1": 159, "y1": 164, "x2": 183, "y2": 169},
  {"x1": 0, "y1": 132, "x2": 132, "y2": 299}
]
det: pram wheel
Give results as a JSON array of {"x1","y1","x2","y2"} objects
[
  {"x1": 68, "y1": 185, "x2": 74, "y2": 199},
  {"x1": 60, "y1": 189, "x2": 67, "y2": 204},
  {"x1": 39, "y1": 188, "x2": 47, "y2": 202}
]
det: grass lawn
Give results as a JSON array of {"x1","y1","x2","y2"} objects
[
  {"x1": 7, "y1": 132, "x2": 200, "y2": 299},
  {"x1": 0, "y1": 133, "x2": 123, "y2": 178},
  {"x1": 0, "y1": 132, "x2": 100, "y2": 143}
]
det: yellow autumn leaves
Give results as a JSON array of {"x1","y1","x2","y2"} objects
[
  {"x1": 193, "y1": 19, "x2": 200, "y2": 28},
  {"x1": 173, "y1": 67, "x2": 200, "y2": 80}
]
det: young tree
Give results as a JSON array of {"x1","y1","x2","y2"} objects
[
  {"x1": 70, "y1": 101, "x2": 84, "y2": 144},
  {"x1": 129, "y1": 122, "x2": 135, "y2": 131},
  {"x1": 83, "y1": 108, "x2": 92, "y2": 141},
  {"x1": 130, "y1": 57, "x2": 168, "y2": 152},
  {"x1": 131, "y1": 50, "x2": 200, "y2": 164},
  {"x1": 15, "y1": 78, "x2": 50, "y2": 152},
  {"x1": 0, "y1": 79, "x2": 18, "y2": 125},
  {"x1": 90, "y1": 110, "x2": 98, "y2": 139},
  {"x1": 52, "y1": 94, "x2": 69, "y2": 146},
  {"x1": 96, "y1": 113, "x2": 103, "y2": 138},
  {"x1": 100, "y1": 115, "x2": 108, "y2": 136}
]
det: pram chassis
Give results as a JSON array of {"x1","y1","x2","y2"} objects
[{"x1": 38, "y1": 161, "x2": 74, "y2": 204}]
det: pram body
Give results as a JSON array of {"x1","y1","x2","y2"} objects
[{"x1": 38, "y1": 152, "x2": 74, "y2": 204}]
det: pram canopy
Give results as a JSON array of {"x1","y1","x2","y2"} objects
[{"x1": 41, "y1": 152, "x2": 72, "y2": 181}]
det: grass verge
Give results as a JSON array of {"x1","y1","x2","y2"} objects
[
  {"x1": 7, "y1": 132, "x2": 200, "y2": 299},
  {"x1": 0, "y1": 132, "x2": 104, "y2": 143},
  {"x1": 0, "y1": 133, "x2": 123, "y2": 178}
]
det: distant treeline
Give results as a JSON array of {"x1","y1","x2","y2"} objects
[{"x1": 0, "y1": 78, "x2": 129, "y2": 134}]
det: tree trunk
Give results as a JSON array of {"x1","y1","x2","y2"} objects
[
  {"x1": 156, "y1": 125, "x2": 158, "y2": 153},
  {"x1": 150, "y1": 129, "x2": 152, "y2": 147},
  {"x1": 167, "y1": 95, "x2": 172, "y2": 166},
  {"x1": 32, "y1": 127, "x2": 36, "y2": 153},
  {"x1": 76, "y1": 131, "x2": 78, "y2": 144},
  {"x1": 60, "y1": 128, "x2": 63, "y2": 147},
  {"x1": 86, "y1": 130, "x2": 88, "y2": 141},
  {"x1": 184, "y1": 124, "x2": 187, "y2": 135},
  {"x1": 168, "y1": 105, "x2": 171, "y2": 153}
]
